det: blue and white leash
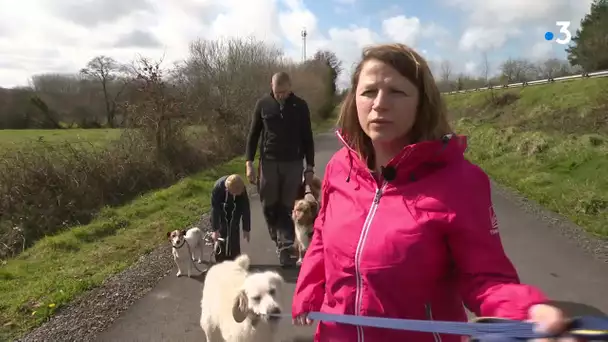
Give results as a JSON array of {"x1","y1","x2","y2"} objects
[{"x1": 268, "y1": 311, "x2": 608, "y2": 341}]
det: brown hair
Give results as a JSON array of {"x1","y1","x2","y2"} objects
[{"x1": 337, "y1": 43, "x2": 452, "y2": 164}]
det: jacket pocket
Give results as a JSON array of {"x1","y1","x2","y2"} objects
[{"x1": 425, "y1": 303, "x2": 443, "y2": 342}]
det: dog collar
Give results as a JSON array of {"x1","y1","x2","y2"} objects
[{"x1": 172, "y1": 240, "x2": 186, "y2": 249}]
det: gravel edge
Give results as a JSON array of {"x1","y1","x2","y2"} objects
[{"x1": 16, "y1": 178, "x2": 608, "y2": 341}]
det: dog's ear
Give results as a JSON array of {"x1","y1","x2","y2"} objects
[
  {"x1": 266, "y1": 271, "x2": 285, "y2": 290},
  {"x1": 232, "y1": 290, "x2": 248, "y2": 323},
  {"x1": 180, "y1": 230, "x2": 187, "y2": 236},
  {"x1": 310, "y1": 200, "x2": 319, "y2": 214},
  {"x1": 166, "y1": 231, "x2": 171, "y2": 238}
]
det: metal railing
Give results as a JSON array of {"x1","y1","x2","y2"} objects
[{"x1": 444, "y1": 69, "x2": 608, "y2": 95}]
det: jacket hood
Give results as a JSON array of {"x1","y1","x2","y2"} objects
[{"x1": 335, "y1": 129, "x2": 468, "y2": 183}]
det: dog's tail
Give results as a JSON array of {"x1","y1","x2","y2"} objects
[{"x1": 234, "y1": 254, "x2": 251, "y2": 270}]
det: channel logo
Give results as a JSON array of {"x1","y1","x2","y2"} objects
[{"x1": 544, "y1": 21, "x2": 572, "y2": 45}]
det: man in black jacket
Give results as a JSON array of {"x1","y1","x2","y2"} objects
[{"x1": 245, "y1": 72, "x2": 315, "y2": 267}]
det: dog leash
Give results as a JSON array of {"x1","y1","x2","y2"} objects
[{"x1": 268, "y1": 312, "x2": 608, "y2": 341}]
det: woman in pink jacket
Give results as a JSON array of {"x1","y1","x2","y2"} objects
[{"x1": 292, "y1": 43, "x2": 577, "y2": 342}]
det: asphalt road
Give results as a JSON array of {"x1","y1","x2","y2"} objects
[{"x1": 96, "y1": 132, "x2": 608, "y2": 342}]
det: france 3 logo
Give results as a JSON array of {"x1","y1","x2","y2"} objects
[{"x1": 544, "y1": 21, "x2": 572, "y2": 45}]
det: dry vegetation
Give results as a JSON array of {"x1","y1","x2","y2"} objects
[{"x1": 0, "y1": 37, "x2": 340, "y2": 260}]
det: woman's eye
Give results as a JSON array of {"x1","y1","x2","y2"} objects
[{"x1": 361, "y1": 89, "x2": 377, "y2": 96}]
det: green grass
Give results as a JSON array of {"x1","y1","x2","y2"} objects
[
  {"x1": 0, "y1": 156, "x2": 245, "y2": 340},
  {"x1": 0, "y1": 126, "x2": 210, "y2": 152},
  {"x1": 0, "y1": 128, "x2": 121, "y2": 150},
  {"x1": 0, "y1": 115, "x2": 336, "y2": 341},
  {"x1": 447, "y1": 77, "x2": 608, "y2": 238}
]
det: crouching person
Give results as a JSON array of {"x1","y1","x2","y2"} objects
[{"x1": 210, "y1": 174, "x2": 251, "y2": 263}]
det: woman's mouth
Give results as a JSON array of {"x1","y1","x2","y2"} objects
[{"x1": 369, "y1": 118, "x2": 391, "y2": 125}]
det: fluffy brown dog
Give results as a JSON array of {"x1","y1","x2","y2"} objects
[{"x1": 292, "y1": 175, "x2": 322, "y2": 266}]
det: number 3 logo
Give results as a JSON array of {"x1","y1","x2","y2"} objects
[{"x1": 555, "y1": 21, "x2": 572, "y2": 45}]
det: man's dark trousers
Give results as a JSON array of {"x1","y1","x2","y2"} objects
[{"x1": 258, "y1": 158, "x2": 303, "y2": 263}]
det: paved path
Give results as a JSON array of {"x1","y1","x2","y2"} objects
[{"x1": 97, "y1": 132, "x2": 608, "y2": 342}]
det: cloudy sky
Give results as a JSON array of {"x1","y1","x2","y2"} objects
[{"x1": 0, "y1": 0, "x2": 594, "y2": 88}]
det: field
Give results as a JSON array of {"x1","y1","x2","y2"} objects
[
  {"x1": 448, "y1": 77, "x2": 608, "y2": 238},
  {"x1": 0, "y1": 128, "x2": 121, "y2": 151},
  {"x1": 0, "y1": 115, "x2": 336, "y2": 341},
  {"x1": 0, "y1": 119, "x2": 336, "y2": 153}
]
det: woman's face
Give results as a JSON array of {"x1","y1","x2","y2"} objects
[{"x1": 355, "y1": 59, "x2": 420, "y2": 146}]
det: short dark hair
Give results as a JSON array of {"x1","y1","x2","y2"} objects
[{"x1": 272, "y1": 72, "x2": 291, "y2": 85}]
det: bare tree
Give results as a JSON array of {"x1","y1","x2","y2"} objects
[
  {"x1": 80, "y1": 56, "x2": 129, "y2": 127},
  {"x1": 480, "y1": 52, "x2": 491, "y2": 86},
  {"x1": 537, "y1": 58, "x2": 576, "y2": 79},
  {"x1": 439, "y1": 60, "x2": 452, "y2": 83}
]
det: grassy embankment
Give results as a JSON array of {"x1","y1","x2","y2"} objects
[
  {"x1": 448, "y1": 77, "x2": 608, "y2": 238},
  {"x1": 0, "y1": 115, "x2": 337, "y2": 341}
]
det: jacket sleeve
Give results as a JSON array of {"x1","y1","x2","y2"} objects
[
  {"x1": 447, "y1": 166, "x2": 547, "y2": 320},
  {"x1": 292, "y1": 162, "x2": 331, "y2": 317},
  {"x1": 238, "y1": 189, "x2": 251, "y2": 232},
  {"x1": 210, "y1": 178, "x2": 224, "y2": 232},
  {"x1": 245, "y1": 99, "x2": 263, "y2": 162},
  {"x1": 300, "y1": 100, "x2": 315, "y2": 167}
]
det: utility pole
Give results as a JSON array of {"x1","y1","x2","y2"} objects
[{"x1": 301, "y1": 27, "x2": 307, "y2": 62}]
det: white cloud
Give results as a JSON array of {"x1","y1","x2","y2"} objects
[
  {"x1": 459, "y1": 27, "x2": 522, "y2": 52},
  {"x1": 449, "y1": 0, "x2": 594, "y2": 52},
  {"x1": 0, "y1": 0, "x2": 592, "y2": 88},
  {"x1": 0, "y1": 0, "x2": 455, "y2": 89},
  {"x1": 382, "y1": 16, "x2": 421, "y2": 46},
  {"x1": 464, "y1": 61, "x2": 477, "y2": 75}
]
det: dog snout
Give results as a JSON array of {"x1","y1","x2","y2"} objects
[{"x1": 268, "y1": 307, "x2": 281, "y2": 315}]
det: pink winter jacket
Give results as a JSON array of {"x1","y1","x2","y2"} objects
[{"x1": 292, "y1": 131, "x2": 547, "y2": 342}]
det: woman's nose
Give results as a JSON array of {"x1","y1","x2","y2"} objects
[{"x1": 372, "y1": 90, "x2": 389, "y2": 111}]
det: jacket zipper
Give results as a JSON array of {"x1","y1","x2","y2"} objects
[
  {"x1": 425, "y1": 303, "x2": 442, "y2": 342},
  {"x1": 353, "y1": 181, "x2": 387, "y2": 342}
]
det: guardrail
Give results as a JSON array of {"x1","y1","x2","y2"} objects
[{"x1": 444, "y1": 69, "x2": 608, "y2": 95}]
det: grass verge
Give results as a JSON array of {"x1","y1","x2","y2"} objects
[
  {"x1": 0, "y1": 116, "x2": 336, "y2": 341},
  {"x1": 448, "y1": 77, "x2": 608, "y2": 239},
  {"x1": 0, "y1": 156, "x2": 244, "y2": 340}
]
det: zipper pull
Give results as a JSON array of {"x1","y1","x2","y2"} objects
[{"x1": 373, "y1": 188, "x2": 382, "y2": 204}]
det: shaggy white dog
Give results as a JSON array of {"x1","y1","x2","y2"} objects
[
  {"x1": 167, "y1": 227, "x2": 204, "y2": 278},
  {"x1": 200, "y1": 254, "x2": 285, "y2": 342}
]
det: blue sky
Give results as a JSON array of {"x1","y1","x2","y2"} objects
[
  {"x1": 0, "y1": 0, "x2": 595, "y2": 87},
  {"x1": 277, "y1": 0, "x2": 593, "y2": 83}
]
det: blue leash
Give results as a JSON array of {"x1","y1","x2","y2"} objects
[{"x1": 271, "y1": 312, "x2": 608, "y2": 341}]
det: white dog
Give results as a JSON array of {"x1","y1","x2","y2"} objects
[
  {"x1": 166, "y1": 227, "x2": 204, "y2": 277},
  {"x1": 200, "y1": 254, "x2": 285, "y2": 342}
]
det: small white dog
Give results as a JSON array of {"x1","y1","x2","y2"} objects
[
  {"x1": 166, "y1": 227, "x2": 204, "y2": 277},
  {"x1": 200, "y1": 254, "x2": 285, "y2": 342}
]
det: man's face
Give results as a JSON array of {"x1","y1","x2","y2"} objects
[{"x1": 271, "y1": 81, "x2": 291, "y2": 103}]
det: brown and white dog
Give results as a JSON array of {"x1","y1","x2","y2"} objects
[
  {"x1": 292, "y1": 175, "x2": 322, "y2": 266},
  {"x1": 167, "y1": 227, "x2": 204, "y2": 277}
]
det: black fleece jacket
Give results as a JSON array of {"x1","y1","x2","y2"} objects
[{"x1": 245, "y1": 92, "x2": 315, "y2": 167}]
